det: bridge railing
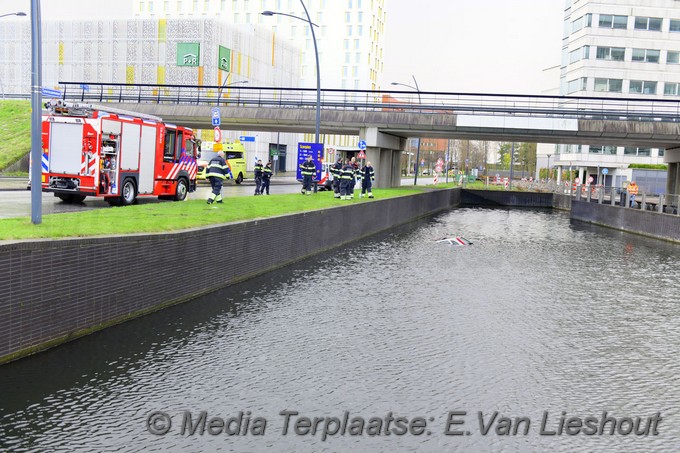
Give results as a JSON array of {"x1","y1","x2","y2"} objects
[{"x1": 57, "y1": 82, "x2": 680, "y2": 122}]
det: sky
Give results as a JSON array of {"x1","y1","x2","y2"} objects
[
  {"x1": 381, "y1": 0, "x2": 565, "y2": 94},
  {"x1": 9, "y1": 0, "x2": 565, "y2": 95}
]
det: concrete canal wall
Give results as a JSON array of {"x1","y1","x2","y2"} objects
[
  {"x1": 571, "y1": 199, "x2": 680, "y2": 243},
  {"x1": 0, "y1": 188, "x2": 461, "y2": 364}
]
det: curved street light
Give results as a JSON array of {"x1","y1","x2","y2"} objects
[
  {"x1": 217, "y1": 78, "x2": 248, "y2": 104},
  {"x1": 391, "y1": 75, "x2": 422, "y2": 185},
  {"x1": 0, "y1": 12, "x2": 26, "y2": 19},
  {"x1": 262, "y1": 2, "x2": 321, "y2": 144}
]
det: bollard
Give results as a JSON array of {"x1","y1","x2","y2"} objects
[
  {"x1": 641, "y1": 193, "x2": 646, "y2": 211},
  {"x1": 659, "y1": 194, "x2": 664, "y2": 213},
  {"x1": 598, "y1": 187, "x2": 604, "y2": 204},
  {"x1": 610, "y1": 187, "x2": 616, "y2": 206},
  {"x1": 313, "y1": 181, "x2": 318, "y2": 193}
]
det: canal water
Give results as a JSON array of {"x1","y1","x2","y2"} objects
[{"x1": 1, "y1": 208, "x2": 680, "y2": 452}]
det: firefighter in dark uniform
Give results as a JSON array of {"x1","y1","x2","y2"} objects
[
  {"x1": 331, "y1": 157, "x2": 343, "y2": 198},
  {"x1": 253, "y1": 159, "x2": 264, "y2": 195},
  {"x1": 261, "y1": 161, "x2": 273, "y2": 195},
  {"x1": 359, "y1": 161, "x2": 375, "y2": 198},
  {"x1": 340, "y1": 158, "x2": 354, "y2": 200},
  {"x1": 300, "y1": 154, "x2": 317, "y2": 195},
  {"x1": 349, "y1": 156, "x2": 359, "y2": 199},
  {"x1": 206, "y1": 151, "x2": 232, "y2": 204}
]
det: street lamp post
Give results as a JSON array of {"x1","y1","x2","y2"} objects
[
  {"x1": 217, "y1": 78, "x2": 248, "y2": 105},
  {"x1": 391, "y1": 75, "x2": 422, "y2": 185},
  {"x1": 546, "y1": 154, "x2": 552, "y2": 180},
  {"x1": 262, "y1": 1, "x2": 321, "y2": 144},
  {"x1": 29, "y1": 2, "x2": 42, "y2": 224},
  {"x1": 0, "y1": 11, "x2": 26, "y2": 19}
]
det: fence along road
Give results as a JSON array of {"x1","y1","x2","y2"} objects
[{"x1": 54, "y1": 82, "x2": 680, "y2": 149}]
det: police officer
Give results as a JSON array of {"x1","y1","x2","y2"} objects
[
  {"x1": 340, "y1": 158, "x2": 354, "y2": 200},
  {"x1": 300, "y1": 154, "x2": 317, "y2": 195},
  {"x1": 261, "y1": 161, "x2": 273, "y2": 195},
  {"x1": 206, "y1": 151, "x2": 232, "y2": 204},
  {"x1": 359, "y1": 161, "x2": 375, "y2": 198},
  {"x1": 331, "y1": 157, "x2": 343, "y2": 198},
  {"x1": 253, "y1": 159, "x2": 264, "y2": 195}
]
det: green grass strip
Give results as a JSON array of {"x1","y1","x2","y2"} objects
[{"x1": 0, "y1": 187, "x2": 426, "y2": 240}]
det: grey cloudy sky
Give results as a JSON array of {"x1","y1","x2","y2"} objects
[{"x1": 10, "y1": 0, "x2": 564, "y2": 94}]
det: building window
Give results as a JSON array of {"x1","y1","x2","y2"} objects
[
  {"x1": 664, "y1": 82, "x2": 680, "y2": 95},
  {"x1": 357, "y1": 25, "x2": 363, "y2": 36},
  {"x1": 355, "y1": 53, "x2": 361, "y2": 64},
  {"x1": 632, "y1": 48, "x2": 660, "y2": 63},
  {"x1": 589, "y1": 146, "x2": 617, "y2": 155},
  {"x1": 347, "y1": 25, "x2": 352, "y2": 36},
  {"x1": 630, "y1": 80, "x2": 657, "y2": 94},
  {"x1": 671, "y1": 19, "x2": 680, "y2": 32},
  {"x1": 567, "y1": 77, "x2": 587, "y2": 94},
  {"x1": 345, "y1": 52, "x2": 350, "y2": 63},
  {"x1": 569, "y1": 46, "x2": 589, "y2": 63},
  {"x1": 624, "y1": 147, "x2": 651, "y2": 156},
  {"x1": 354, "y1": 39, "x2": 360, "y2": 50},
  {"x1": 594, "y1": 78, "x2": 622, "y2": 92},
  {"x1": 634, "y1": 17, "x2": 662, "y2": 31},
  {"x1": 659, "y1": 148, "x2": 665, "y2": 157},
  {"x1": 599, "y1": 14, "x2": 628, "y2": 29},
  {"x1": 345, "y1": 12, "x2": 351, "y2": 22},
  {"x1": 572, "y1": 13, "x2": 592, "y2": 33},
  {"x1": 358, "y1": 11, "x2": 363, "y2": 22},
  {"x1": 595, "y1": 46, "x2": 624, "y2": 61},
  {"x1": 668, "y1": 51, "x2": 680, "y2": 64},
  {"x1": 343, "y1": 39, "x2": 349, "y2": 50}
]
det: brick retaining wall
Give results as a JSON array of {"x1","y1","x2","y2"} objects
[{"x1": 0, "y1": 188, "x2": 461, "y2": 364}]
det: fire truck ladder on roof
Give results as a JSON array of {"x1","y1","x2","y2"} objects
[{"x1": 44, "y1": 99, "x2": 163, "y2": 122}]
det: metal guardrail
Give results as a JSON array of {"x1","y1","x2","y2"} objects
[{"x1": 52, "y1": 82, "x2": 680, "y2": 123}]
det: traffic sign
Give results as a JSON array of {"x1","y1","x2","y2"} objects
[
  {"x1": 587, "y1": 176, "x2": 594, "y2": 184},
  {"x1": 213, "y1": 127, "x2": 222, "y2": 143},
  {"x1": 602, "y1": 168, "x2": 609, "y2": 175},
  {"x1": 358, "y1": 140, "x2": 367, "y2": 150},
  {"x1": 574, "y1": 177, "x2": 581, "y2": 184},
  {"x1": 41, "y1": 87, "x2": 61, "y2": 98},
  {"x1": 211, "y1": 107, "x2": 220, "y2": 127},
  {"x1": 357, "y1": 150, "x2": 366, "y2": 159},
  {"x1": 239, "y1": 135, "x2": 256, "y2": 142},
  {"x1": 435, "y1": 165, "x2": 443, "y2": 173}
]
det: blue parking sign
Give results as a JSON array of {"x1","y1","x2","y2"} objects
[{"x1": 211, "y1": 107, "x2": 220, "y2": 127}]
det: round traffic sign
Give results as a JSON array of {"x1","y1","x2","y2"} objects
[
  {"x1": 213, "y1": 127, "x2": 222, "y2": 143},
  {"x1": 602, "y1": 168, "x2": 609, "y2": 175},
  {"x1": 574, "y1": 177, "x2": 581, "y2": 184},
  {"x1": 435, "y1": 165, "x2": 443, "y2": 173},
  {"x1": 588, "y1": 176, "x2": 594, "y2": 183}
]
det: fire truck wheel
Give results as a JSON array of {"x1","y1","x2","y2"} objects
[
  {"x1": 235, "y1": 173, "x2": 243, "y2": 184},
  {"x1": 56, "y1": 194, "x2": 86, "y2": 204},
  {"x1": 120, "y1": 179, "x2": 137, "y2": 206},
  {"x1": 174, "y1": 178, "x2": 189, "y2": 201}
]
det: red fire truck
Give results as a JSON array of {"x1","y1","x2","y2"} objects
[{"x1": 41, "y1": 100, "x2": 199, "y2": 205}]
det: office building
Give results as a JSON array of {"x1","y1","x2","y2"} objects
[
  {"x1": 134, "y1": 0, "x2": 388, "y2": 148},
  {"x1": 550, "y1": 0, "x2": 680, "y2": 188}
]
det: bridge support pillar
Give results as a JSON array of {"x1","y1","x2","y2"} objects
[
  {"x1": 361, "y1": 128, "x2": 405, "y2": 188},
  {"x1": 663, "y1": 147, "x2": 680, "y2": 195}
]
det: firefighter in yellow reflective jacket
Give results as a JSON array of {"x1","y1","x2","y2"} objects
[
  {"x1": 206, "y1": 151, "x2": 232, "y2": 204},
  {"x1": 300, "y1": 154, "x2": 317, "y2": 195},
  {"x1": 359, "y1": 161, "x2": 375, "y2": 198},
  {"x1": 340, "y1": 158, "x2": 355, "y2": 200}
]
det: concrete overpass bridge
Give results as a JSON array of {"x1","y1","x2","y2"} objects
[{"x1": 59, "y1": 82, "x2": 680, "y2": 191}]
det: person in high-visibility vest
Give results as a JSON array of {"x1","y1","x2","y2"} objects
[
  {"x1": 299, "y1": 154, "x2": 317, "y2": 195},
  {"x1": 206, "y1": 151, "x2": 232, "y2": 204},
  {"x1": 627, "y1": 181, "x2": 639, "y2": 208}
]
